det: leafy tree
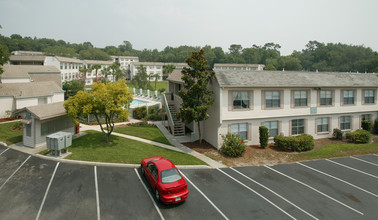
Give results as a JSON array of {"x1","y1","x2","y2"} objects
[
  {"x1": 110, "y1": 62, "x2": 123, "y2": 82},
  {"x1": 43, "y1": 46, "x2": 77, "y2": 57},
  {"x1": 62, "y1": 80, "x2": 84, "y2": 99},
  {"x1": 131, "y1": 65, "x2": 149, "y2": 89},
  {"x1": 178, "y1": 49, "x2": 215, "y2": 145},
  {"x1": 64, "y1": 80, "x2": 132, "y2": 143},
  {"x1": 0, "y1": 43, "x2": 9, "y2": 75},
  {"x1": 79, "y1": 48, "x2": 111, "y2": 60},
  {"x1": 152, "y1": 73, "x2": 160, "y2": 90},
  {"x1": 163, "y1": 64, "x2": 175, "y2": 79}
]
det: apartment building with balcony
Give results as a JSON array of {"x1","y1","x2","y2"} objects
[
  {"x1": 165, "y1": 70, "x2": 378, "y2": 148},
  {"x1": 82, "y1": 59, "x2": 114, "y2": 85}
]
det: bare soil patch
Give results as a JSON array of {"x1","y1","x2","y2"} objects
[{"x1": 182, "y1": 137, "x2": 371, "y2": 167}]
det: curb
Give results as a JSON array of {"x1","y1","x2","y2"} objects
[{"x1": 33, "y1": 153, "x2": 212, "y2": 169}]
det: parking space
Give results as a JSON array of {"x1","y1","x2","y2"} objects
[{"x1": 0, "y1": 147, "x2": 377, "y2": 220}]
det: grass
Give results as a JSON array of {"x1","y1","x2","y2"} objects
[
  {"x1": 126, "y1": 80, "x2": 168, "y2": 92},
  {"x1": 0, "y1": 121, "x2": 23, "y2": 145},
  {"x1": 65, "y1": 130, "x2": 206, "y2": 165},
  {"x1": 293, "y1": 136, "x2": 378, "y2": 161},
  {"x1": 113, "y1": 125, "x2": 172, "y2": 146}
]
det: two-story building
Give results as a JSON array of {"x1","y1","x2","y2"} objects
[
  {"x1": 165, "y1": 70, "x2": 378, "y2": 148},
  {"x1": 83, "y1": 60, "x2": 114, "y2": 85}
]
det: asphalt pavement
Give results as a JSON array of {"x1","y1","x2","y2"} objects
[{"x1": 0, "y1": 145, "x2": 377, "y2": 220}]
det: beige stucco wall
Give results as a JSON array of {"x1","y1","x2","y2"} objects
[{"x1": 0, "y1": 97, "x2": 15, "y2": 118}]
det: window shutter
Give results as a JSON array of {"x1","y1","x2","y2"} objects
[
  {"x1": 248, "y1": 123, "x2": 252, "y2": 141},
  {"x1": 249, "y1": 91, "x2": 253, "y2": 110},
  {"x1": 228, "y1": 91, "x2": 233, "y2": 111}
]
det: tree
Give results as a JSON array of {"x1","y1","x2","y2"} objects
[
  {"x1": 79, "y1": 67, "x2": 90, "y2": 83},
  {"x1": 152, "y1": 73, "x2": 160, "y2": 90},
  {"x1": 131, "y1": 65, "x2": 149, "y2": 89},
  {"x1": 178, "y1": 49, "x2": 215, "y2": 145},
  {"x1": 162, "y1": 64, "x2": 175, "y2": 79},
  {"x1": 64, "y1": 80, "x2": 133, "y2": 143},
  {"x1": 62, "y1": 80, "x2": 84, "y2": 99},
  {"x1": 92, "y1": 64, "x2": 102, "y2": 82},
  {"x1": 0, "y1": 25, "x2": 10, "y2": 74},
  {"x1": 110, "y1": 62, "x2": 123, "y2": 82}
]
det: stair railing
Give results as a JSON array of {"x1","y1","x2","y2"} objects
[{"x1": 162, "y1": 93, "x2": 175, "y2": 135}]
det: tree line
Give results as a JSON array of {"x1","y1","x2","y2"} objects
[{"x1": 1, "y1": 34, "x2": 377, "y2": 72}]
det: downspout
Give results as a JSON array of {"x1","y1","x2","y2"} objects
[{"x1": 33, "y1": 117, "x2": 36, "y2": 148}]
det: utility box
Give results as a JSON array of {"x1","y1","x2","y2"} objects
[{"x1": 46, "y1": 132, "x2": 73, "y2": 156}]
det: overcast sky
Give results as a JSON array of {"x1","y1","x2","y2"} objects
[{"x1": 1, "y1": 0, "x2": 377, "y2": 55}]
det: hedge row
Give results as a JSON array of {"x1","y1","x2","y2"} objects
[
  {"x1": 273, "y1": 134, "x2": 314, "y2": 152},
  {"x1": 346, "y1": 129, "x2": 371, "y2": 144}
]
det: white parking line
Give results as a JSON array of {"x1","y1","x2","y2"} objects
[
  {"x1": 94, "y1": 166, "x2": 100, "y2": 220},
  {"x1": 350, "y1": 156, "x2": 378, "y2": 167},
  {"x1": 217, "y1": 168, "x2": 297, "y2": 220},
  {"x1": 326, "y1": 159, "x2": 378, "y2": 179},
  {"x1": 230, "y1": 167, "x2": 318, "y2": 220},
  {"x1": 0, "y1": 148, "x2": 9, "y2": 156},
  {"x1": 134, "y1": 168, "x2": 165, "y2": 220},
  {"x1": 297, "y1": 162, "x2": 378, "y2": 198},
  {"x1": 36, "y1": 162, "x2": 60, "y2": 220},
  {"x1": 0, "y1": 155, "x2": 31, "y2": 191},
  {"x1": 264, "y1": 165, "x2": 364, "y2": 216},
  {"x1": 180, "y1": 171, "x2": 229, "y2": 220}
]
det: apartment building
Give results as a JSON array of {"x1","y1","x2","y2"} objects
[
  {"x1": 111, "y1": 56, "x2": 139, "y2": 79},
  {"x1": 83, "y1": 60, "x2": 114, "y2": 85},
  {"x1": 44, "y1": 56, "x2": 83, "y2": 83},
  {"x1": 130, "y1": 62, "x2": 187, "y2": 81},
  {"x1": 166, "y1": 70, "x2": 378, "y2": 148}
]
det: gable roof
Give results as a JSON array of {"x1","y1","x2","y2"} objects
[
  {"x1": 1, "y1": 65, "x2": 60, "y2": 79},
  {"x1": 215, "y1": 70, "x2": 378, "y2": 88},
  {"x1": 10, "y1": 55, "x2": 46, "y2": 62},
  {"x1": 167, "y1": 69, "x2": 184, "y2": 84},
  {"x1": 55, "y1": 56, "x2": 83, "y2": 63},
  {"x1": 0, "y1": 81, "x2": 63, "y2": 98},
  {"x1": 15, "y1": 101, "x2": 67, "y2": 120}
]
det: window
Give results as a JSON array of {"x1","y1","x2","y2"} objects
[
  {"x1": 266, "y1": 91, "x2": 280, "y2": 108},
  {"x1": 264, "y1": 121, "x2": 279, "y2": 137},
  {"x1": 317, "y1": 117, "x2": 329, "y2": 133},
  {"x1": 161, "y1": 168, "x2": 182, "y2": 183},
  {"x1": 233, "y1": 91, "x2": 249, "y2": 109},
  {"x1": 231, "y1": 123, "x2": 248, "y2": 140},
  {"x1": 292, "y1": 119, "x2": 305, "y2": 135},
  {"x1": 41, "y1": 117, "x2": 73, "y2": 136},
  {"x1": 361, "y1": 114, "x2": 372, "y2": 122},
  {"x1": 364, "y1": 90, "x2": 375, "y2": 104},
  {"x1": 156, "y1": 66, "x2": 161, "y2": 69},
  {"x1": 38, "y1": 97, "x2": 47, "y2": 105},
  {"x1": 147, "y1": 163, "x2": 158, "y2": 180},
  {"x1": 343, "y1": 90, "x2": 354, "y2": 104},
  {"x1": 340, "y1": 116, "x2": 351, "y2": 130},
  {"x1": 320, "y1": 90, "x2": 332, "y2": 105},
  {"x1": 294, "y1": 91, "x2": 307, "y2": 107}
]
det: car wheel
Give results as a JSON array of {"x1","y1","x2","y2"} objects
[
  {"x1": 141, "y1": 164, "x2": 145, "y2": 175},
  {"x1": 155, "y1": 189, "x2": 160, "y2": 202}
]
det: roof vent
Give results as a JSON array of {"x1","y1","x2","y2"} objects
[{"x1": 282, "y1": 68, "x2": 285, "y2": 72}]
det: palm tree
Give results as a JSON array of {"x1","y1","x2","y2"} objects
[
  {"x1": 79, "y1": 67, "x2": 90, "y2": 83},
  {"x1": 152, "y1": 73, "x2": 160, "y2": 90},
  {"x1": 92, "y1": 64, "x2": 102, "y2": 82}
]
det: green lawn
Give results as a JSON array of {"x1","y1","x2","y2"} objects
[
  {"x1": 65, "y1": 130, "x2": 206, "y2": 165},
  {"x1": 126, "y1": 80, "x2": 168, "y2": 92},
  {"x1": 294, "y1": 136, "x2": 378, "y2": 161},
  {"x1": 113, "y1": 125, "x2": 172, "y2": 146},
  {"x1": 0, "y1": 121, "x2": 23, "y2": 145}
]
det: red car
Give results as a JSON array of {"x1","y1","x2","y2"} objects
[{"x1": 141, "y1": 156, "x2": 189, "y2": 204}]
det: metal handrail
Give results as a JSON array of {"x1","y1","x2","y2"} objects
[{"x1": 163, "y1": 93, "x2": 175, "y2": 127}]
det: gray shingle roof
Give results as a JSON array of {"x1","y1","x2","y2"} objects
[
  {"x1": 83, "y1": 60, "x2": 113, "y2": 65},
  {"x1": 215, "y1": 70, "x2": 378, "y2": 88},
  {"x1": 15, "y1": 101, "x2": 66, "y2": 120},
  {"x1": 0, "y1": 81, "x2": 63, "y2": 98},
  {"x1": 167, "y1": 69, "x2": 184, "y2": 84},
  {"x1": 214, "y1": 63, "x2": 265, "y2": 67},
  {"x1": 55, "y1": 56, "x2": 83, "y2": 63},
  {"x1": 10, "y1": 55, "x2": 46, "y2": 62},
  {"x1": 1, "y1": 65, "x2": 60, "y2": 79}
]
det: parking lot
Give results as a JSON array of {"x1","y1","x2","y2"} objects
[{"x1": 0, "y1": 145, "x2": 377, "y2": 220}]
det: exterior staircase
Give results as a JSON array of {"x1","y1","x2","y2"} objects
[{"x1": 168, "y1": 103, "x2": 185, "y2": 136}]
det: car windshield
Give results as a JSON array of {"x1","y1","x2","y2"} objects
[{"x1": 161, "y1": 168, "x2": 182, "y2": 184}]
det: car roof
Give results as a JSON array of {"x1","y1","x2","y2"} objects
[{"x1": 153, "y1": 158, "x2": 175, "y2": 170}]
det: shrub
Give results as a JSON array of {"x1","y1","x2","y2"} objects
[
  {"x1": 220, "y1": 133, "x2": 246, "y2": 157},
  {"x1": 133, "y1": 106, "x2": 147, "y2": 119},
  {"x1": 274, "y1": 134, "x2": 314, "y2": 152},
  {"x1": 127, "y1": 121, "x2": 156, "y2": 128},
  {"x1": 259, "y1": 126, "x2": 269, "y2": 149},
  {"x1": 11, "y1": 121, "x2": 22, "y2": 131},
  {"x1": 374, "y1": 118, "x2": 378, "y2": 134},
  {"x1": 361, "y1": 120, "x2": 372, "y2": 132},
  {"x1": 333, "y1": 128, "x2": 343, "y2": 140},
  {"x1": 346, "y1": 129, "x2": 370, "y2": 144}
]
